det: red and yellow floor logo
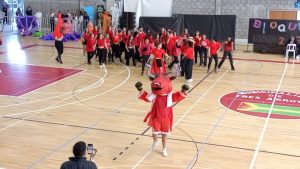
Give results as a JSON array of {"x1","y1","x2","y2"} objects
[{"x1": 220, "y1": 90, "x2": 300, "y2": 119}]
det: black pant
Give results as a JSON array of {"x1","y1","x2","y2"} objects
[
  {"x1": 180, "y1": 55, "x2": 186, "y2": 76},
  {"x1": 50, "y1": 18, "x2": 55, "y2": 32},
  {"x1": 87, "y1": 52, "x2": 94, "y2": 63},
  {"x1": 208, "y1": 54, "x2": 218, "y2": 71},
  {"x1": 125, "y1": 48, "x2": 136, "y2": 66},
  {"x1": 218, "y1": 51, "x2": 235, "y2": 70},
  {"x1": 97, "y1": 48, "x2": 107, "y2": 65},
  {"x1": 107, "y1": 49, "x2": 113, "y2": 62},
  {"x1": 194, "y1": 46, "x2": 201, "y2": 64},
  {"x1": 55, "y1": 40, "x2": 63, "y2": 61},
  {"x1": 184, "y1": 58, "x2": 194, "y2": 80},
  {"x1": 200, "y1": 47, "x2": 208, "y2": 66},
  {"x1": 169, "y1": 56, "x2": 179, "y2": 68},
  {"x1": 141, "y1": 55, "x2": 150, "y2": 73},
  {"x1": 135, "y1": 46, "x2": 141, "y2": 62},
  {"x1": 112, "y1": 44, "x2": 121, "y2": 61}
]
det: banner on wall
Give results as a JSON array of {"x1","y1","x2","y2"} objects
[
  {"x1": 248, "y1": 18, "x2": 300, "y2": 54},
  {"x1": 84, "y1": 6, "x2": 95, "y2": 23}
]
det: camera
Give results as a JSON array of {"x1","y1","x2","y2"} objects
[{"x1": 87, "y1": 144, "x2": 97, "y2": 161}]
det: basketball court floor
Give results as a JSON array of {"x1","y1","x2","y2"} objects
[{"x1": 0, "y1": 34, "x2": 299, "y2": 169}]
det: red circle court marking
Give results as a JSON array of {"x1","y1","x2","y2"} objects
[{"x1": 220, "y1": 90, "x2": 300, "y2": 119}]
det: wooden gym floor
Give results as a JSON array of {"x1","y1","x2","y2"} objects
[{"x1": 0, "y1": 34, "x2": 299, "y2": 169}]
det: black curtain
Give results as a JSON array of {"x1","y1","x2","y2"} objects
[
  {"x1": 139, "y1": 15, "x2": 184, "y2": 34},
  {"x1": 139, "y1": 15, "x2": 236, "y2": 42},
  {"x1": 183, "y1": 15, "x2": 236, "y2": 42}
]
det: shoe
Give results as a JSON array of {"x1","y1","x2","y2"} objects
[
  {"x1": 88, "y1": 61, "x2": 91, "y2": 65},
  {"x1": 151, "y1": 140, "x2": 159, "y2": 150},
  {"x1": 103, "y1": 64, "x2": 105, "y2": 68},
  {"x1": 231, "y1": 68, "x2": 235, "y2": 71},
  {"x1": 59, "y1": 60, "x2": 63, "y2": 64},
  {"x1": 55, "y1": 57, "x2": 59, "y2": 62},
  {"x1": 214, "y1": 69, "x2": 217, "y2": 73},
  {"x1": 186, "y1": 79, "x2": 193, "y2": 83},
  {"x1": 207, "y1": 70, "x2": 210, "y2": 73},
  {"x1": 162, "y1": 148, "x2": 168, "y2": 157},
  {"x1": 99, "y1": 65, "x2": 103, "y2": 69},
  {"x1": 141, "y1": 72, "x2": 144, "y2": 76}
]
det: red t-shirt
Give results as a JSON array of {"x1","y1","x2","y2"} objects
[
  {"x1": 97, "y1": 38, "x2": 105, "y2": 48},
  {"x1": 224, "y1": 41, "x2": 233, "y2": 51},
  {"x1": 152, "y1": 48, "x2": 166, "y2": 59},
  {"x1": 105, "y1": 38, "x2": 111, "y2": 49},
  {"x1": 134, "y1": 36, "x2": 140, "y2": 46},
  {"x1": 209, "y1": 42, "x2": 221, "y2": 55},
  {"x1": 122, "y1": 33, "x2": 129, "y2": 42},
  {"x1": 183, "y1": 47, "x2": 194, "y2": 59},
  {"x1": 86, "y1": 38, "x2": 95, "y2": 52},
  {"x1": 83, "y1": 33, "x2": 89, "y2": 41},
  {"x1": 112, "y1": 35, "x2": 120, "y2": 44},
  {"x1": 201, "y1": 39, "x2": 210, "y2": 48},
  {"x1": 137, "y1": 32, "x2": 146, "y2": 45},
  {"x1": 127, "y1": 39, "x2": 135, "y2": 48},
  {"x1": 194, "y1": 36, "x2": 202, "y2": 47},
  {"x1": 107, "y1": 30, "x2": 113, "y2": 40}
]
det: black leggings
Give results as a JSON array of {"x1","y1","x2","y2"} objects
[
  {"x1": 194, "y1": 46, "x2": 201, "y2": 63},
  {"x1": 184, "y1": 58, "x2": 193, "y2": 80},
  {"x1": 87, "y1": 52, "x2": 94, "y2": 63},
  {"x1": 125, "y1": 48, "x2": 136, "y2": 66},
  {"x1": 208, "y1": 54, "x2": 218, "y2": 71},
  {"x1": 112, "y1": 44, "x2": 121, "y2": 61},
  {"x1": 169, "y1": 56, "x2": 179, "y2": 68},
  {"x1": 218, "y1": 51, "x2": 235, "y2": 70},
  {"x1": 55, "y1": 40, "x2": 63, "y2": 55},
  {"x1": 97, "y1": 48, "x2": 107, "y2": 65},
  {"x1": 141, "y1": 55, "x2": 150, "y2": 73},
  {"x1": 200, "y1": 47, "x2": 208, "y2": 66}
]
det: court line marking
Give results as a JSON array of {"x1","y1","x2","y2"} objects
[
  {"x1": 3, "y1": 114, "x2": 300, "y2": 160},
  {"x1": 0, "y1": 63, "x2": 131, "y2": 132},
  {"x1": 0, "y1": 72, "x2": 103, "y2": 111},
  {"x1": 0, "y1": 67, "x2": 127, "y2": 118},
  {"x1": 27, "y1": 64, "x2": 132, "y2": 169},
  {"x1": 132, "y1": 67, "x2": 232, "y2": 169},
  {"x1": 0, "y1": 69, "x2": 125, "y2": 115},
  {"x1": 248, "y1": 63, "x2": 288, "y2": 169},
  {"x1": 0, "y1": 68, "x2": 107, "y2": 132}
]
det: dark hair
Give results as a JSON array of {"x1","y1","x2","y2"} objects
[
  {"x1": 213, "y1": 37, "x2": 218, "y2": 41},
  {"x1": 73, "y1": 141, "x2": 87, "y2": 157}
]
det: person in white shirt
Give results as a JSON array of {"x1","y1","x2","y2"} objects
[
  {"x1": 49, "y1": 9, "x2": 55, "y2": 32},
  {"x1": 111, "y1": 3, "x2": 119, "y2": 28},
  {"x1": 72, "y1": 11, "x2": 78, "y2": 32},
  {"x1": 35, "y1": 9, "x2": 42, "y2": 32}
]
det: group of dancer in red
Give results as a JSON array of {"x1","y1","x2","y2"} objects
[
  {"x1": 80, "y1": 25, "x2": 235, "y2": 82},
  {"x1": 53, "y1": 20, "x2": 236, "y2": 157}
]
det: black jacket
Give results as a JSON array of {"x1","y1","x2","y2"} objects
[{"x1": 60, "y1": 157, "x2": 98, "y2": 169}]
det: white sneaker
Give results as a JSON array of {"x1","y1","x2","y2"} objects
[
  {"x1": 99, "y1": 65, "x2": 103, "y2": 69},
  {"x1": 162, "y1": 148, "x2": 168, "y2": 157},
  {"x1": 186, "y1": 79, "x2": 193, "y2": 83},
  {"x1": 151, "y1": 140, "x2": 159, "y2": 150},
  {"x1": 103, "y1": 64, "x2": 106, "y2": 68}
]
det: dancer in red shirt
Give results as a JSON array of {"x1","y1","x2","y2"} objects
[
  {"x1": 168, "y1": 39, "x2": 181, "y2": 71},
  {"x1": 96, "y1": 33, "x2": 107, "y2": 68},
  {"x1": 139, "y1": 38, "x2": 153, "y2": 75},
  {"x1": 150, "y1": 42, "x2": 170, "y2": 75},
  {"x1": 193, "y1": 31, "x2": 201, "y2": 64},
  {"x1": 111, "y1": 30, "x2": 122, "y2": 62},
  {"x1": 218, "y1": 37, "x2": 235, "y2": 70},
  {"x1": 125, "y1": 35, "x2": 136, "y2": 66},
  {"x1": 81, "y1": 28, "x2": 89, "y2": 57},
  {"x1": 135, "y1": 73, "x2": 189, "y2": 157},
  {"x1": 86, "y1": 33, "x2": 96, "y2": 64},
  {"x1": 200, "y1": 34, "x2": 210, "y2": 66},
  {"x1": 207, "y1": 37, "x2": 221, "y2": 73},
  {"x1": 105, "y1": 34, "x2": 113, "y2": 63},
  {"x1": 182, "y1": 40, "x2": 194, "y2": 82}
]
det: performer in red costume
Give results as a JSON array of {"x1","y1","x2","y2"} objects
[
  {"x1": 53, "y1": 11, "x2": 64, "y2": 64},
  {"x1": 150, "y1": 42, "x2": 170, "y2": 74},
  {"x1": 135, "y1": 73, "x2": 189, "y2": 157}
]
